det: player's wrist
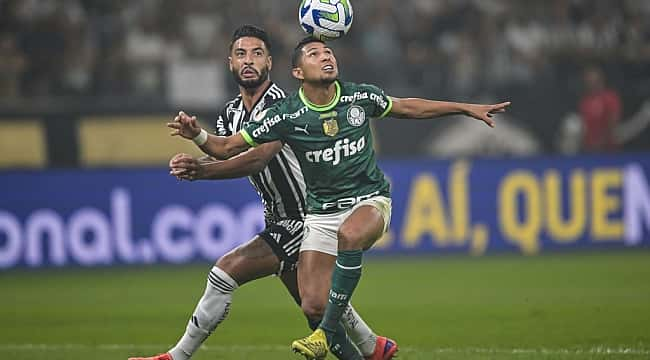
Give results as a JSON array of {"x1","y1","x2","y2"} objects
[
  {"x1": 192, "y1": 129, "x2": 208, "y2": 146},
  {"x1": 455, "y1": 102, "x2": 471, "y2": 116}
]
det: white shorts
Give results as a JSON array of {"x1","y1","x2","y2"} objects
[{"x1": 300, "y1": 196, "x2": 392, "y2": 256}]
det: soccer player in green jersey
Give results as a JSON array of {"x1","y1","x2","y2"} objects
[{"x1": 168, "y1": 37, "x2": 510, "y2": 360}]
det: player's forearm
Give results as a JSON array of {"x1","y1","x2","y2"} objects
[
  {"x1": 198, "y1": 134, "x2": 247, "y2": 160},
  {"x1": 198, "y1": 152, "x2": 267, "y2": 180},
  {"x1": 391, "y1": 98, "x2": 470, "y2": 119},
  {"x1": 196, "y1": 155, "x2": 217, "y2": 164},
  {"x1": 390, "y1": 98, "x2": 470, "y2": 119}
]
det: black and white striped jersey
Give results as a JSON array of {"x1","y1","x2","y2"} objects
[{"x1": 215, "y1": 82, "x2": 306, "y2": 221}]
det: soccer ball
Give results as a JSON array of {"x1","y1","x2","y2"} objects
[{"x1": 299, "y1": 0, "x2": 353, "y2": 41}]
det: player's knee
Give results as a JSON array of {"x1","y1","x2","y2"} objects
[
  {"x1": 337, "y1": 226, "x2": 363, "y2": 250},
  {"x1": 301, "y1": 297, "x2": 326, "y2": 321},
  {"x1": 215, "y1": 250, "x2": 242, "y2": 277}
]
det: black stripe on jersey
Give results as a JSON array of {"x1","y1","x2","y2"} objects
[
  {"x1": 266, "y1": 157, "x2": 302, "y2": 218},
  {"x1": 276, "y1": 151, "x2": 306, "y2": 216},
  {"x1": 251, "y1": 172, "x2": 275, "y2": 215},
  {"x1": 260, "y1": 165, "x2": 288, "y2": 218},
  {"x1": 256, "y1": 169, "x2": 285, "y2": 217}
]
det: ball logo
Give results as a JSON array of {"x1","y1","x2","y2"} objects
[{"x1": 347, "y1": 105, "x2": 365, "y2": 127}]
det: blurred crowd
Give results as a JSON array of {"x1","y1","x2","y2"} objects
[{"x1": 1, "y1": 0, "x2": 649, "y2": 154}]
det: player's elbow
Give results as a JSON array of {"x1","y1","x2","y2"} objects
[{"x1": 393, "y1": 99, "x2": 423, "y2": 119}]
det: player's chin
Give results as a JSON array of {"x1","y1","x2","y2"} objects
[
  {"x1": 238, "y1": 77, "x2": 264, "y2": 89},
  {"x1": 319, "y1": 73, "x2": 338, "y2": 84}
]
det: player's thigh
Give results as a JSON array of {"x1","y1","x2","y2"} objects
[
  {"x1": 216, "y1": 236, "x2": 280, "y2": 285},
  {"x1": 297, "y1": 250, "x2": 336, "y2": 315},
  {"x1": 338, "y1": 201, "x2": 390, "y2": 251}
]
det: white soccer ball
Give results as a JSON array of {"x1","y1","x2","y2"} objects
[{"x1": 299, "y1": 0, "x2": 354, "y2": 41}]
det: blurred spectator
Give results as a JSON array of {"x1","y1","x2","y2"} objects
[
  {"x1": 16, "y1": 1, "x2": 66, "y2": 96},
  {"x1": 60, "y1": 1, "x2": 95, "y2": 95},
  {"x1": 578, "y1": 65, "x2": 622, "y2": 152},
  {"x1": 0, "y1": 34, "x2": 25, "y2": 98},
  {"x1": 123, "y1": 0, "x2": 167, "y2": 95},
  {"x1": 504, "y1": 12, "x2": 548, "y2": 85},
  {"x1": 0, "y1": 0, "x2": 649, "y2": 155},
  {"x1": 556, "y1": 112, "x2": 584, "y2": 155}
]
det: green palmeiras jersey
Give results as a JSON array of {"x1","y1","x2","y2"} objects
[{"x1": 240, "y1": 80, "x2": 393, "y2": 214}]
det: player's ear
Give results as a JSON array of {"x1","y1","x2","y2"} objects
[
  {"x1": 228, "y1": 56, "x2": 233, "y2": 72},
  {"x1": 292, "y1": 67, "x2": 304, "y2": 81},
  {"x1": 267, "y1": 55, "x2": 273, "y2": 71}
]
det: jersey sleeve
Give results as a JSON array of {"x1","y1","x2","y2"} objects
[
  {"x1": 240, "y1": 107, "x2": 288, "y2": 147},
  {"x1": 361, "y1": 83, "x2": 393, "y2": 118},
  {"x1": 214, "y1": 106, "x2": 230, "y2": 136}
]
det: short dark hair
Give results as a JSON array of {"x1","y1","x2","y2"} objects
[
  {"x1": 229, "y1": 25, "x2": 272, "y2": 54},
  {"x1": 291, "y1": 36, "x2": 326, "y2": 68}
]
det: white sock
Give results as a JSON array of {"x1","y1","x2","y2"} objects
[
  {"x1": 168, "y1": 266, "x2": 238, "y2": 360},
  {"x1": 342, "y1": 304, "x2": 377, "y2": 357}
]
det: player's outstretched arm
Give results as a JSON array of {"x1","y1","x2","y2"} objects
[
  {"x1": 388, "y1": 97, "x2": 511, "y2": 128},
  {"x1": 169, "y1": 141, "x2": 283, "y2": 181},
  {"x1": 167, "y1": 111, "x2": 251, "y2": 159}
]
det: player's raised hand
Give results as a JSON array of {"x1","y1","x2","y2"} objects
[
  {"x1": 464, "y1": 101, "x2": 511, "y2": 128},
  {"x1": 168, "y1": 111, "x2": 202, "y2": 139}
]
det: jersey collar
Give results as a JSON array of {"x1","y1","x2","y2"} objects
[
  {"x1": 243, "y1": 81, "x2": 274, "y2": 113},
  {"x1": 299, "y1": 81, "x2": 341, "y2": 112}
]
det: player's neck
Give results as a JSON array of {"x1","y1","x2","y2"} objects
[
  {"x1": 302, "y1": 81, "x2": 337, "y2": 106},
  {"x1": 239, "y1": 80, "x2": 271, "y2": 112}
]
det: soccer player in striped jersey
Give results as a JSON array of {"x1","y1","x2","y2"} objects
[{"x1": 129, "y1": 25, "x2": 395, "y2": 360}]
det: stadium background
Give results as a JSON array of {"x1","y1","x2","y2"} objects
[{"x1": 1, "y1": 0, "x2": 649, "y2": 359}]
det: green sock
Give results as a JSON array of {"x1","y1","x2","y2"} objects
[
  {"x1": 309, "y1": 317, "x2": 362, "y2": 359},
  {"x1": 329, "y1": 322, "x2": 363, "y2": 360},
  {"x1": 320, "y1": 250, "x2": 363, "y2": 340}
]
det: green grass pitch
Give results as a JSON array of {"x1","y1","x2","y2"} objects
[{"x1": 1, "y1": 251, "x2": 649, "y2": 359}]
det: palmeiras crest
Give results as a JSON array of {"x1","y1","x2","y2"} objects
[{"x1": 346, "y1": 105, "x2": 365, "y2": 127}]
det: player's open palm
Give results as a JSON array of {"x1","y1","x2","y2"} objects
[
  {"x1": 465, "y1": 102, "x2": 511, "y2": 128},
  {"x1": 168, "y1": 111, "x2": 201, "y2": 139}
]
